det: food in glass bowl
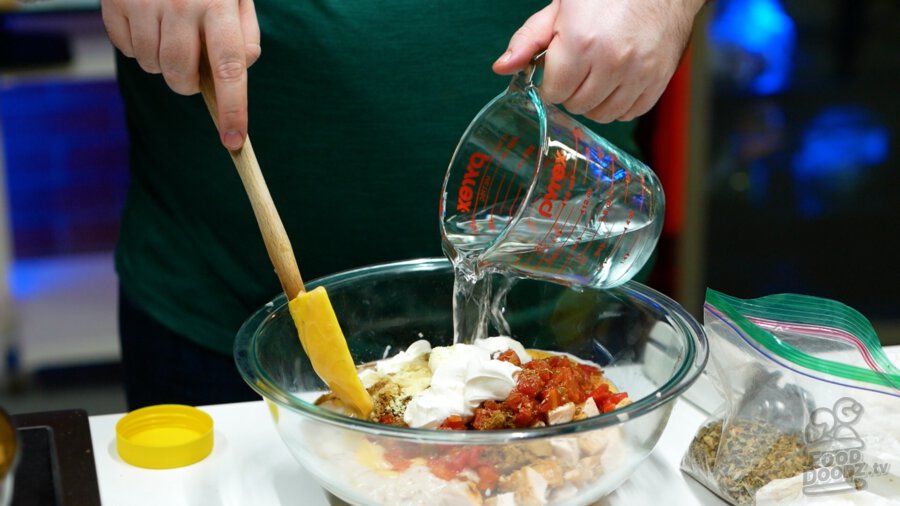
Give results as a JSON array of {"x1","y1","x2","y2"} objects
[
  {"x1": 235, "y1": 259, "x2": 708, "y2": 506},
  {"x1": 315, "y1": 336, "x2": 635, "y2": 504}
]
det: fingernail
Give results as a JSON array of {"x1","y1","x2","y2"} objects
[
  {"x1": 224, "y1": 130, "x2": 244, "y2": 150},
  {"x1": 495, "y1": 49, "x2": 512, "y2": 65}
]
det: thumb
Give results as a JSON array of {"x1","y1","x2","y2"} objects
[{"x1": 493, "y1": 2, "x2": 559, "y2": 75}]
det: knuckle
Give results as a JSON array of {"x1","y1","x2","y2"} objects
[
  {"x1": 163, "y1": 73, "x2": 196, "y2": 95},
  {"x1": 569, "y1": 32, "x2": 595, "y2": 53},
  {"x1": 161, "y1": 64, "x2": 198, "y2": 94},
  {"x1": 168, "y1": 0, "x2": 191, "y2": 15},
  {"x1": 220, "y1": 107, "x2": 246, "y2": 129},
  {"x1": 563, "y1": 97, "x2": 589, "y2": 115},
  {"x1": 214, "y1": 59, "x2": 246, "y2": 82},
  {"x1": 540, "y1": 84, "x2": 563, "y2": 105},
  {"x1": 245, "y1": 43, "x2": 261, "y2": 66},
  {"x1": 512, "y1": 24, "x2": 536, "y2": 42},
  {"x1": 588, "y1": 107, "x2": 617, "y2": 124},
  {"x1": 600, "y1": 43, "x2": 633, "y2": 71},
  {"x1": 632, "y1": 102, "x2": 653, "y2": 119},
  {"x1": 138, "y1": 58, "x2": 161, "y2": 74}
]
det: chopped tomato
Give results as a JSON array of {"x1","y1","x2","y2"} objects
[
  {"x1": 590, "y1": 383, "x2": 611, "y2": 406},
  {"x1": 515, "y1": 369, "x2": 544, "y2": 396},
  {"x1": 592, "y1": 386, "x2": 629, "y2": 413},
  {"x1": 428, "y1": 460, "x2": 457, "y2": 480},
  {"x1": 477, "y1": 465, "x2": 499, "y2": 492},
  {"x1": 600, "y1": 392, "x2": 629, "y2": 413},
  {"x1": 384, "y1": 451, "x2": 412, "y2": 471},
  {"x1": 438, "y1": 415, "x2": 468, "y2": 430},
  {"x1": 428, "y1": 446, "x2": 484, "y2": 480},
  {"x1": 496, "y1": 349, "x2": 521, "y2": 366},
  {"x1": 434, "y1": 349, "x2": 628, "y2": 430},
  {"x1": 507, "y1": 391, "x2": 537, "y2": 427},
  {"x1": 610, "y1": 392, "x2": 628, "y2": 404},
  {"x1": 538, "y1": 388, "x2": 561, "y2": 413},
  {"x1": 578, "y1": 363, "x2": 598, "y2": 377}
]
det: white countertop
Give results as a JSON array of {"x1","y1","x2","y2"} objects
[{"x1": 88, "y1": 393, "x2": 726, "y2": 506}]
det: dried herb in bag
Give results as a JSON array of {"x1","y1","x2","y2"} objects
[
  {"x1": 686, "y1": 419, "x2": 813, "y2": 504},
  {"x1": 682, "y1": 290, "x2": 900, "y2": 505}
]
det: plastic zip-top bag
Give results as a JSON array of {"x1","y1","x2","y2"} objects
[{"x1": 681, "y1": 289, "x2": 900, "y2": 505}]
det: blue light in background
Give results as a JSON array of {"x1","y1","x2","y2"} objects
[
  {"x1": 709, "y1": 0, "x2": 796, "y2": 95},
  {"x1": 791, "y1": 106, "x2": 890, "y2": 217},
  {"x1": 793, "y1": 106, "x2": 889, "y2": 177}
]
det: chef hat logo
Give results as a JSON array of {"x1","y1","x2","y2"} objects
[{"x1": 804, "y1": 397, "x2": 865, "y2": 453}]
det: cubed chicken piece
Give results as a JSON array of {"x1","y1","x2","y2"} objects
[
  {"x1": 573, "y1": 397, "x2": 600, "y2": 420},
  {"x1": 438, "y1": 482, "x2": 484, "y2": 506},
  {"x1": 577, "y1": 429, "x2": 609, "y2": 455},
  {"x1": 484, "y1": 492, "x2": 516, "y2": 506},
  {"x1": 563, "y1": 455, "x2": 602, "y2": 486},
  {"x1": 524, "y1": 440, "x2": 553, "y2": 459},
  {"x1": 549, "y1": 437, "x2": 580, "y2": 468},
  {"x1": 563, "y1": 467, "x2": 591, "y2": 487},
  {"x1": 547, "y1": 402, "x2": 576, "y2": 425},
  {"x1": 550, "y1": 483, "x2": 579, "y2": 502},
  {"x1": 614, "y1": 398, "x2": 633, "y2": 410},
  {"x1": 499, "y1": 466, "x2": 549, "y2": 506},
  {"x1": 530, "y1": 458, "x2": 564, "y2": 487}
]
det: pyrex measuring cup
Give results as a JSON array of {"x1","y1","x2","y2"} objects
[{"x1": 440, "y1": 55, "x2": 665, "y2": 288}]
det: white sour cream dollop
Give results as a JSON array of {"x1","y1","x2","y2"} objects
[{"x1": 402, "y1": 338, "x2": 525, "y2": 428}]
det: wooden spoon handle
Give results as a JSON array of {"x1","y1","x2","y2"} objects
[{"x1": 198, "y1": 66, "x2": 305, "y2": 299}]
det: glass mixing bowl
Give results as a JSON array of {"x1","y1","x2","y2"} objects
[{"x1": 235, "y1": 258, "x2": 707, "y2": 506}]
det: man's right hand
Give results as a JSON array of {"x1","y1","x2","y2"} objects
[{"x1": 101, "y1": 0, "x2": 262, "y2": 150}]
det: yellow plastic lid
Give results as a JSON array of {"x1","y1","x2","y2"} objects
[{"x1": 116, "y1": 404, "x2": 214, "y2": 469}]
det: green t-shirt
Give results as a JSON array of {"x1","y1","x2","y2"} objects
[{"x1": 115, "y1": 1, "x2": 640, "y2": 355}]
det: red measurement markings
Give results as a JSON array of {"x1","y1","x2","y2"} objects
[
  {"x1": 565, "y1": 144, "x2": 597, "y2": 269},
  {"x1": 537, "y1": 149, "x2": 569, "y2": 218},
  {"x1": 620, "y1": 209, "x2": 636, "y2": 262},
  {"x1": 639, "y1": 173, "x2": 646, "y2": 212},
  {"x1": 488, "y1": 136, "x2": 520, "y2": 232},
  {"x1": 576, "y1": 152, "x2": 618, "y2": 262},
  {"x1": 571, "y1": 128, "x2": 603, "y2": 270},
  {"x1": 522, "y1": 198, "x2": 568, "y2": 269},
  {"x1": 501, "y1": 144, "x2": 535, "y2": 218},
  {"x1": 597, "y1": 163, "x2": 633, "y2": 269},
  {"x1": 488, "y1": 174, "x2": 508, "y2": 232},
  {"x1": 469, "y1": 135, "x2": 509, "y2": 230},
  {"x1": 522, "y1": 149, "x2": 574, "y2": 268},
  {"x1": 569, "y1": 128, "x2": 583, "y2": 192},
  {"x1": 538, "y1": 196, "x2": 580, "y2": 271},
  {"x1": 552, "y1": 133, "x2": 595, "y2": 275},
  {"x1": 456, "y1": 152, "x2": 491, "y2": 234},
  {"x1": 583, "y1": 146, "x2": 592, "y2": 184},
  {"x1": 556, "y1": 186, "x2": 595, "y2": 275},
  {"x1": 605, "y1": 161, "x2": 634, "y2": 263}
]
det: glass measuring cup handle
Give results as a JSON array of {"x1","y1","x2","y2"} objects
[{"x1": 523, "y1": 50, "x2": 548, "y2": 89}]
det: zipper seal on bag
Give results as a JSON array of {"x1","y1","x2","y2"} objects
[{"x1": 705, "y1": 289, "x2": 900, "y2": 396}]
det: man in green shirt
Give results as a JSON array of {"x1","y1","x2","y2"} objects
[{"x1": 100, "y1": 0, "x2": 706, "y2": 409}]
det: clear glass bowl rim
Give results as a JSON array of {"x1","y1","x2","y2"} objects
[{"x1": 234, "y1": 258, "x2": 708, "y2": 444}]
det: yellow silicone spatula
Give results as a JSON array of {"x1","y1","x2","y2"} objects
[{"x1": 198, "y1": 65, "x2": 373, "y2": 419}]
